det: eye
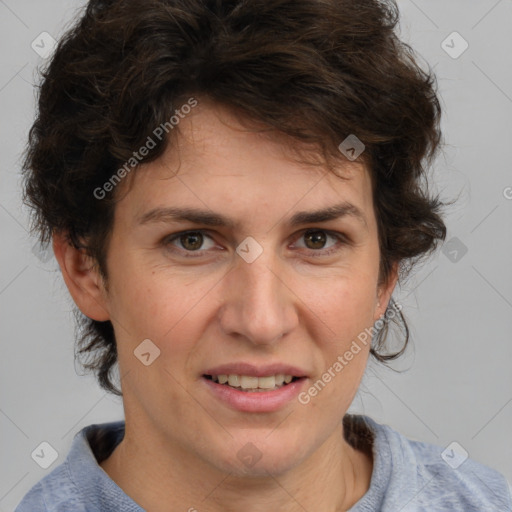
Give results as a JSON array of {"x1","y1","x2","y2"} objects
[
  {"x1": 162, "y1": 228, "x2": 349, "y2": 259},
  {"x1": 293, "y1": 229, "x2": 347, "y2": 256},
  {"x1": 163, "y1": 230, "x2": 217, "y2": 256}
]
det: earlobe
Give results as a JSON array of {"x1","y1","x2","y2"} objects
[{"x1": 52, "y1": 232, "x2": 111, "y2": 322}]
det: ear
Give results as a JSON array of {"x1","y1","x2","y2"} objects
[
  {"x1": 373, "y1": 261, "x2": 399, "y2": 323},
  {"x1": 52, "y1": 231, "x2": 111, "y2": 321}
]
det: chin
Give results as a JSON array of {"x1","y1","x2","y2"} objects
[{"x1": 206, "y1": 436, "x2": 309, "y2": 478}]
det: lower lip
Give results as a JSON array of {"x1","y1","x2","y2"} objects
[{"x1": 201, "y1": 377, "x2": 307, "y2": 412}]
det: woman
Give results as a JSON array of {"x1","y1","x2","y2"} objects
[{"x1": 16, "y1": 0, "x2": 511, "y2": 510}]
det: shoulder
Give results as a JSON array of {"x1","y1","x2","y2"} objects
[
  {"x1": 408, "y1": 436, "x2": 511, "y2": 511},
  {"x1": 359, "y1": 415, "x2": 512, "y2": 511},
  {"x1": 14, "y1": 461, "x2": 86, "y2": 512},
  {"x1": 14, "y1": 420, "x2": 126, "y2": 512}
]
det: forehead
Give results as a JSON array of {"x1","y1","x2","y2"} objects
[{"x1": 117, "y1": 101, "x2": 375, "y2": 228}]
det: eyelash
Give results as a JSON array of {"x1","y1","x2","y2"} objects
[{"x1": 161, "y1": 229, "x2": 349, "y2": 259}]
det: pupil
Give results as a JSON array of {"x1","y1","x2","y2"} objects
[
  {"x1": 181, "y1": 232, "x2": 203, "y2": 251},
  {"x1": 305, "y1": 230, "x2": 326, "y2": 249}
]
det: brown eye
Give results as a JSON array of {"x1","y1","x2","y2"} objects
[
  {"x1": 304, "y1": 230, "x2": 328, "y2": 250},
  {"x1": 163, "y1": 230, "x2": 218, "y2": 257},
  {"x1": 293, "y1": 229, "x2": 348, "y2": 257},
  {"x1": 179, "y1": 231, "x2": 204, "y2": 251}
]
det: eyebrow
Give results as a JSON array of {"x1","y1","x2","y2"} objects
[{"x1": 136, "y1": 202, "x2": 368, "y2": 230}]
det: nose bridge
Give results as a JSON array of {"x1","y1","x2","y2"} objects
[{"x1": 219, "y1": 246, "x2": 297, "y2": 345}]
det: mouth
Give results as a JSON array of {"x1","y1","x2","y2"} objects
[
  {"x1": 203, "y1": 374, "x2": 303, "y2": 392},
  {"x1": 201, "y1": 365, "x2": 308, "y2": 412}
]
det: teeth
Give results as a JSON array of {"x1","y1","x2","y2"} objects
[
  {"x1": 212, "y1": 374, "x2": 295, "y2": 390},
  {"x1": 240, "y1": 375, "x2": 258, "y2": 389},
  {"x1": 257, "y1": 376, "x2": 276, "y2": 389},
  {"x1": 228, "y1": 375, "x2": 240, "y2": 387}
]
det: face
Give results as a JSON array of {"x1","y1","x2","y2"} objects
[{"x1": 62, "y1": 100, "x2": 397, "y2": 477}]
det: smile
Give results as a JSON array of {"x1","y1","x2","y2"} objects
[
  {"x1": 201, "y1": 374, "x2": 307, "y2": 412},
  {"x1": 204, "y1": 374, "x2": 297, "y2": 391}
]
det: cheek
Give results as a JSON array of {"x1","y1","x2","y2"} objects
[
  {"x1": 107, "y1": 267, "x2": 209, "y2": 399},
  {"x1": 107, "y1": 262, "x2": 217, "y2": 353},
  {"x1": 303, "y1": 273, "x2": 377, "y2": 410},
  {"x1": 306, "y1": 268, "x2": 379, "y2": 344}
]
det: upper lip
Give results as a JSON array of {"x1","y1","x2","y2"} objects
[{"x1": 202, "y1": 362, "x2": 308, "y2": 378}]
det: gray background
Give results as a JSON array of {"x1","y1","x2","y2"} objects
[{"x1": 1, "y1": 1, "x2": 511, "y2": 510}]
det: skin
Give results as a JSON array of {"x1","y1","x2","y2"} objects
[{"x1": 54, "y1": 99, "x2": 398, "y2": 512}]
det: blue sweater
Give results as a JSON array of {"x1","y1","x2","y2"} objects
[{"x1": 15, "y1": 415, "x2": 512, "y2": 511}]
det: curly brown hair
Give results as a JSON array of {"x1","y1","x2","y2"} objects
[{"x1": 23, "y1": 0, "x2": 447, "y2": 396}]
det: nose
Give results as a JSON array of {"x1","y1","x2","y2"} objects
[{"x1": 217, "y1": 247, "x2": 298, "y2": 346}]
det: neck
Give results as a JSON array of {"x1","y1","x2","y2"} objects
[{"x1": 100, "y1": 417, "x2": 373, "y2": 512}]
